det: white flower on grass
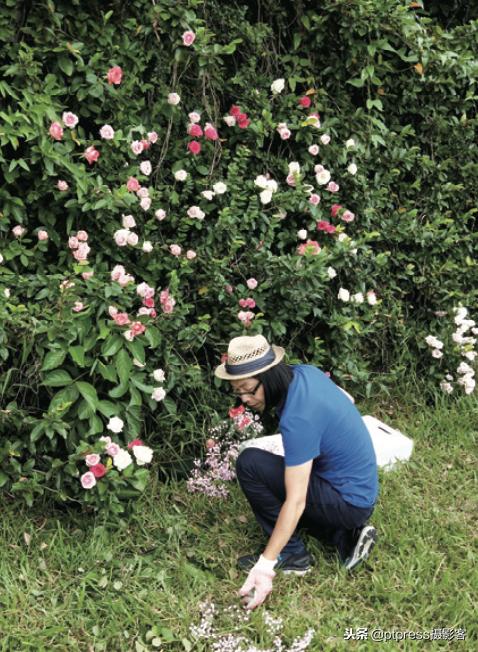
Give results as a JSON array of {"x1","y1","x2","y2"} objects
[
  {"x1": 345, "y1": 138, "x2": 356, "y2": 149},
  {"x1": 425, "y1": 335, "x2": 443, "y2": 349},
  {"x1": 260, "y1": 189, "x2": 273, "y2": 205},
  {"x1": 352, "y1": 292, "x2": 364, "y2": 304},
  {"x1": 212, "y1": 182, "x2": 227, "y2": 194},
  {"x1": 142, "y1": 241, "x2": 153, "y2": 253},
  {"x1": 432, "y1": 349, "x2": 443, "y2": 359},
  {"x1": 174, "y1": 169, "x2": 188, "y2": 182},
  {"x1": 338, "y1": 288, "x2": 350, "y2": 302},
  {"x1": 132, "y1": 445, "x2": 154, "y2": 466},
  {"x1": 366, "y1": 290, "x2": 377, "y2": 305},
  {"x1": 201, "y1": 190, "x2": 215, "y2": 201},
  {"x1": 327, "y1": 266, "x2": 337, "y2": 279},
  {"x1": 152, "y1": 387, "x2": 166, "y2": 402},
  {"x1": 464, "y1": 351, "x2": 477, "y2": 361},
  {"x1": 113, "y1": 449, "x2": 133, "y2": 471},
  {"x1": 107, "y1": 416, "x2": 124, "y2": 433},
  {"x1": 271, "y1": 78, "x2": 285, "y2": 94},
  {"x1": 347, "y1": 163, "x2": 358, "y2": 175},
  {"x1": 440, "y1": 380, "x2": 453, "y2": 394},
  {"x1": 153, "y1": 369, "x2": 166, "y2": 383},
  {"x1": 297, "y1": 229, "x2": 308, "y2": 240},
  {"x1": 320, "y1": 134, "x2": 331, "y2": 145},
  {"x1": 254, "y1": 175, "x2": 269, "y2": 189},
  {"x1": 457, "y1": 362, "x2": 474, "y2": 376},
  {"x1": 453, "y1": 307, "x2": 468, "y2": 324}
]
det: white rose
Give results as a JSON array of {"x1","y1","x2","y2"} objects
[
  {"x1": 107, "y1": 416, "x2": 124, "y2": 433},
  {"x1": 288, "y1": 161, "x2": 300, "y2": 174},
  {"x1": 338, "y1": 233, "x2": 349, "y2": 242},
  {"x1": 153, "y1": 368, "x2": 165, "y2": 383},
  {"x1": 114, "y1": 229, "x2": 130, "y2": 247},
  {"x1": 140, "y1": 197, "x2": 151, "y2": 211},
  {"x1": 0, "y1": 253, "x2": 4, "y2": 264},
  {"x1": 152, "y1": 387, "x2": 166, "y2": 402},
  {"x1": 123, "y1": 330, "x2": 134, "y2": 341},
  {"x1": 320, "y1": 134, "x2": 331, "y2": 145},
  {"x1": 140, "y1": 161, "x2": 152, "y2": 176},
  {"x1": 113, "y1": 449, "x2": 133, "y2": 471},
  {"x1": 327, "y1": 266, "x2": 337, "y2": 279},
  {"x1": 223, "y1": 115, "x2": 236, "y2": 127},
  {"x1": 174, "y1": 169, "x2": 188, "y2": 182},
  {"x1": 366, "y1": 291, "x2": 377, "y2": 305},
  {"x1": 254, "y1": 175, "x2": 269, "y2": 189},
  {"x1": 347, "y1": 163, "x2": 358, "y2": 175},
  {"x1": 4, "y1": 288, "x2": 11, "y2": 298},
  {"x1": 297, "y1": 229, "x2": 308, "y2": 240},
  {"x1": 201, "y1": 190, "x2": 215, "y2": 201},
  {"x1": 345, "y1": 138, "x2": 356, "y2": 149},
  {"x1": 266, "y1": 179, "x2": 278, "y2": 192},
  {"x1": 127, "y1": 232, "x2": 139, "y2": 246},
  {"x1": 352, "y1": 292, "x2": 364, "y2": 304},
  {"x1": 155, "y1": 209, "x2": 167, "y2": 221},
  {"x1": 315, "y1": 169, "x2": 331, "y2": 185},
  {"x1": 187, "y1": 206, "x2": 205, "y2": 220},
  {"x1": 259, "y1": 189, "x2": 273, "y2": 205},
  {"x1": 122, "y1": 214, "x2": 136, "y2": 229},
  {"x1": 212, "y1": 182, "x2": 227, "y2": 194},
  {"x1": 167, "y1": 92, "x2": 181, "y2": 105},
  {"x1": 132, "y1": 445, "x2": 154, "y2": 466},
  {"x1": 440, "y1": 380, "x2": 453, "y2": 394},
  {"x1": 464, "y1": 351, "x2": 477, "y2": 361},
  {"x1": 142, "y1": 241, "x2": 153, "y2": 253},
  {"x1": 338, "y1": 288, "x2": 350, "y2": 302},
  {"x1": 271, "y1": 78, "x2": 285, "y2": 94}
]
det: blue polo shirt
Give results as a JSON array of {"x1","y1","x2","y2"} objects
[{"x1": 277, "y1": 365, "x2": 378, "y2": 508}]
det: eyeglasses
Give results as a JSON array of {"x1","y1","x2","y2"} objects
[{"x1": 231, "y1": 380, "x2": 262, "y2": 398}]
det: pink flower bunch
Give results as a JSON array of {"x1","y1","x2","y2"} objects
[
  {"x1": 225, "y1": 105, "x2": 251, "y2": 129},
  {"x1": 297, "y1": 240, "x2": 321, "y2": 256},
  {"x1": 106, "y1": 65, "x2": 123, "y2": 85},
  {"x1": 159, "y1": 288, "x2": 176, "y2": 314},
  {"x1": 124, "y1": 321, "x2": 146, "y2": 340},
  {"x1": 330, "y1": 204, "x2": 355, "y2": 223},
  {"x1": 182, "y1": 30, "x2": 196, "y2": 46},
  {"x1": 238, "y1": 297, "x2": 256, "y2": 309},
  {"x1": 276, "y1": 122, "x2": 291, "y2": 140},
  {"x1": 80, "y1": 435, "x2": 153, "y2": 489},
  {"x1": 68, "y1": 231, "x2": 90, "y2": 263},
  {"x1": 83, "y1": 146, "x2": 100, "y2": 165},
  {"x1": 237, "y1": 310, "x2": 255, "y2": 327},
  {"x1": 108, "y1": 306, "x2": 131, "y2": 326},
  {"x1": 186, "y1": 117, "x2": 218, "y2": 156},
  {"x1": 316, "y1": 220, "x2": 336, "y2": 234},
  {"x1": 111, "y1": 264, "x2": 135, "y2": 287}
]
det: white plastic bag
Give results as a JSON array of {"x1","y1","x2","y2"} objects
[{"x1": 362, "y1": 415, "x2": 414, "y2": 470}]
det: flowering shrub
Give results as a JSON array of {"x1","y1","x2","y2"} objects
[{"x1": 0, "y1": 0, "x2": 476, "y2": 508}]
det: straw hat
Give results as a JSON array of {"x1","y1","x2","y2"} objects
[{"x1": 214, "y1": 335, "x2": 285, "y2": 381}]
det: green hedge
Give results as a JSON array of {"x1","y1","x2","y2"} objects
[{"x1": 0, "y1": 0, "x2": 477, "y2": 509}]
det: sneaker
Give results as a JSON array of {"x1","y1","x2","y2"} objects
[
  {"x1": 343, "y1": 525, "x2": 377, "y2": 571},
  {"x1": 237, "y1": 551, "x2": 313, "y2": 576}
]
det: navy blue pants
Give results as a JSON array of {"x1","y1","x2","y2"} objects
[{"x1": 236, "y1": 447, "x2": 374, "y2": 561}]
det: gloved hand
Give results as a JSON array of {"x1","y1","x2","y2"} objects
[{"x1": 238, "y1": 555, "x2": 277, "y2": 610}]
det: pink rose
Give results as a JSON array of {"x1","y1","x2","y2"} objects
[
  {"x1": 126, "y1": 176, "x2": 141, "y2": 192},
  {"x1": 326, "y1": 181, "x2": 340, "y2": 193},
  {"x1": 107, "y1": 66, "x2": 123, "y2": 85},
  {"x1": 62, "y1": 112, "x2": 79, "y2": 128},
  {"x1": 320, "y1": 134, "x2": 331, "y2": 145},
  {"x1": 140, "y1": 197, "x2": 151, "y2": 211},
  {"x1": 68, "y1": 236, "x2": 79, "y2": 249},
  {"x1": 308, "y1": 144, "x2": 319, "y2": 156},
  {"x1": 186, "y1": 249, "x2": 197, "y2": 260},
  {"x1": 286, "y1": 173, "x2": 297, "y2": 187},
  {"x1": 85, "y1": 453, "x2": 101, "y2": 467},
  {"x1": 147, "y1": 131, "x2": 158, "y2": 144},
  {"x1": 143, "y1": 297, "x2": 155, "y2": 308},
  {"x1": 77, "y1": 230, "x2": 88, "y2": 241},
  {"x1": 73, "y1": 243, "x2": 90, "y2": 261},
  {"x1": 298, "y1": 96, "x2": 311, "y2": 108},
  {"x1": 91, "y1": 463, "x2": 107, "y2": 478},
  {"x1": 188, "y1": 140, "x2": 201, "y2": 155},
  {"x1": 113, "y1": 312, "x2": 130, "y2": 326},
  {"x1": 162, "y1": 299, "x2": 175, "y2": 314},
  {"x1": 122, "y1": 214, "x2": 136, "y2": 229},
  {"x1": 127, "y1": 232, "x2": 139, "y2": 246},
  {"x1": 131, "y1": 140, "x2": 144, "y2": 155},
  {"x1": 83, "y1": 146, "x2": 100, "y2": 165},
  {"x1": 136, "y1": 282, "x2": 155, "y2": 299},
  {"x1": 49, "y1": 122, "x2": 63, "y2": 141},
  {"x1": 204, "y1": 123, "x2": 218, "y2": 141},
  {"x1": 188, "y1": 111, "x2": 201, "y2": 123},
  {"x1": 80, "y1": 471, "x2": 96, "y2": 489},
  {"x1": 141, "y1": 139, "x2": 150, "y2": 151},
  {"x1": 136, "y1": 186, "x2": 149, "y2": 199},
  {"x1": 167, "y1": 93, "x2": 180, "y2": 106},
  {"x1": 82, "y1": 271, "x2": 94, "y2": 281},
  {"x1": 188, "y1": 123, "x2": 203, "y2": 137},
  {"x1": 114, "y1": 229, "x2": 129, "y2": 247},
  {"x1": 130, "y1": 321, "x2": 146, "y2": 337},
  {"x1": 170, "y1": 244, "x2": 182, "y2": 256},
  {"x1": 341, "y1": 210, "x2": 355, "y2": 223},
  {"x1": 237, "y1": 115, "x2": 250, "y2": 129},
  {"x1": 297, "y1": 240, "x2": 321, "y2": 256},
  {"x1": 37, "y1": 230, "x2": 48, "y2": 241},
  {"x1": 182, "y1": 30, "x2": 196, "y2": 46},
  {"x1": 57, "y1": 180, "x2": 69, "y2": 191},
  {"x1": 111, "y1": 264, "x2": 125, "y2": 281},
  {"x1": 278, "y1": 128, "x2": 291, "y2": 140},
  {"x1": 330, "y1": 204, "x2": 342, "y2": 218},
  {"x1": 118, "y1": 274, "x2": 134, "y2": 287},
  {"x1": 317, "y1": 220, "x2": 336, "y2": 234},
  {"x1": 99, "y1": 124, "x2": 115, "y2": 140},
  {"x1": 12, "y1": 225, "x2": 26, "y2": 238},
  {"x1": 72, "y1": 301, "x2": 85, "y2": 312},
  {"x1": 309, "y1": 194, "x2": 321, "y2": 206},
  {"x1": 246, "y1": 278, "x2": 258, "y2": 290},
  {"x1": 106, "y1": 442, "x2": 120, "y2": 457}
]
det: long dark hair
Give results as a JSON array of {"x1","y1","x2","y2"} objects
[{"x1": 257, "y1": 362, "x2": 294, "y2": 412}]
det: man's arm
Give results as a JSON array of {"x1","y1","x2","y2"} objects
[{"x1": 262, "y1": 460, "x2": 313, "y2": 561}]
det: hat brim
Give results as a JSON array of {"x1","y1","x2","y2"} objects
[{"x1": 214, "y1": 345, "x2": 285, "y2": 381}]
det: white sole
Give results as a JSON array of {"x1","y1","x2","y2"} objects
[{"x1": 344, "y1": 526, "x2": 377, "y2": 570}]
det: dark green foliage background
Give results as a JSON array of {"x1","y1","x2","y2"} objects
[{"x1": 0, "y1": 0, "x2": 477, "y2": 506}]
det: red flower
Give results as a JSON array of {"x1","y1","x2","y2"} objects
[
  {"x1": 90, "y1": 463, "x2": 107, "y2": 478},
  {"x1": 204, "y1": 124, "x2": 218, "y2": 141},
  {"x1": 299, "y1": 96, "x2": 312, "y2": 108},
  {"x1": 330, "y1": 204, "x2": 343, "y2": 218},
  {"x1": 188, "y1": 124, "x2": 203, "y2": 138},
  {"x1": 188, "y1": 140, "x2": 201, "y2": 155},
  {"x1": 229, "y1": 404, "x2": 245, "y2": 418},
  {"x1": 229, "y1": 105, "x2": 241, "y2": 117},
  {"x1": 141, "y1": 139, "x2": 151, "y2": 150},
  {"x1": 107, "y1": 66, "x2": 123, "y2": 85},
  {"x1": 127, "y1": 439, "x2": 144, "y2": 449},
  {"x1": 143, "y1": 297, "x2": 155, "y2": 308},
  {"x1": 237, "y1": 117, "x2": 250, "y2": 129}
]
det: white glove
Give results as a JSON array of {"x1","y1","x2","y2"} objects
[{"x1": 238, "y1": 555, "x2": 277, "y2": 610}]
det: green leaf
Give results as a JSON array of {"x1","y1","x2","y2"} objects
[
  {"x1": 97, "y1": 400, "x2": 118, "y2": 417},
  {"x1": 41, "y1": 349, "x2": 66, "y2": 371},
  {"x1": 88, "y1": 414, "x2": 104, "y2": 435},
  {"x1": 48, "y1": 385, "x2": 80, "y2": 413},
  {"x1": 58, "y1": 55, "x2": 73, "y2": 76},
  {"x1": 163, "y1": 397, "x2": 177, "y2": 415},
  {"x1": 0, "y1": 471, "x2": 9, "y2": 488},
  {"x1": 69, "y1": 345, "x2": 86, "y2": 367},
  {"x1": 115, "y1": 348, "x2": 132, "y2": 385},
  {"x1": 126, "y1": 339, "x2": 145, "y2": 364},
  {"x1": 101, "y1": 334, "x2": 123, "y2": 357},
  {"x1": 43, "y1": 369, "x2": 73, "y2": 387},
  {"x1": 144, "y1": 326, "x2": 161, "y2": 348},
  {"x1": 76, "y1": 381, "x2": 99, "y2": 411},
  {"x1": 108, "y1": 383, "x2": 129, "y2": 399}
]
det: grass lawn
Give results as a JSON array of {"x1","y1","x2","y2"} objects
[{"x1": 1, "y1": 391, "x2": 476, "y2": 651}]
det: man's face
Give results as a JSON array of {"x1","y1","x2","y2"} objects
[{"x1": 229, "y1": 377, "x2": 265, "y2": 413}]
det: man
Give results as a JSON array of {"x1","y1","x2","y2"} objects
[{"x1": 214, "y1": 334, "x2": 378, "y2": 609}]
